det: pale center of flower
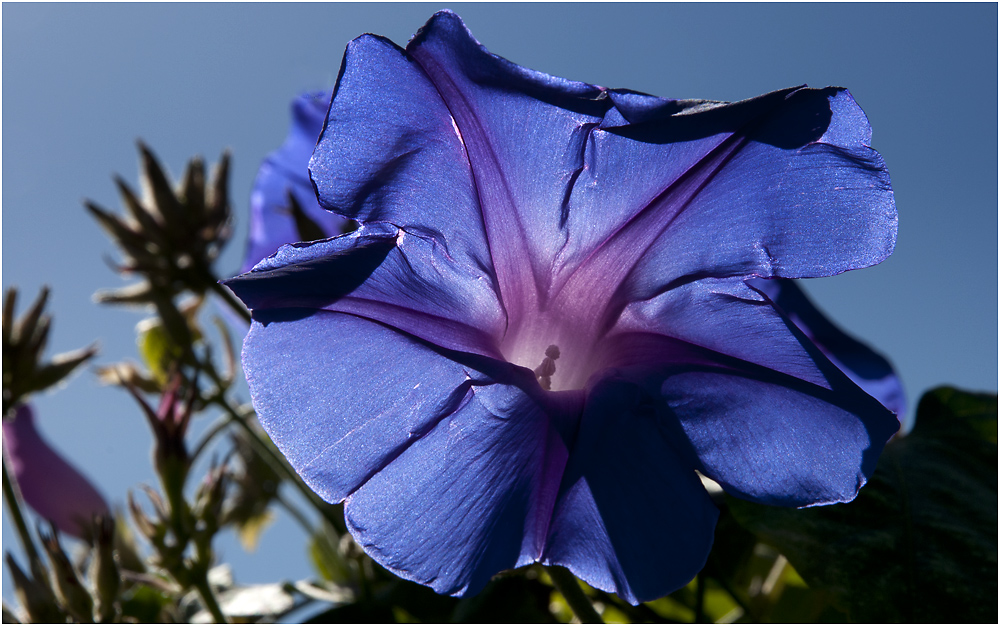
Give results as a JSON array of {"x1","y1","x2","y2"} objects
[{"x1": 501, "y1": 314, "x2": 601, "y2": 392}]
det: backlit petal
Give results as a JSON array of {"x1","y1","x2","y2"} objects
[
  {"x1": 543, "y1": 375, "x2": 718, "y2": 604},
  {"x1": 346, "y1": 382, "x2": 568, "y2": 596},
  {"x1": 227, "y1": 223, "x2": 505, "y2": 358},
  {"x1": 603, "y1": 333, "x2": 899, "y2": 507},
  {"x1": 748, "y1": 277, "x2": 907, "y2": 417}
]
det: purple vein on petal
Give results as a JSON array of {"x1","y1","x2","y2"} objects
[
  {"x1": 328, "y1": 296, "x2": 506, "y2": 360},
  {"x1": 406, "y1": 45, "x2": 538, "y2": 332},
  {"x1": 553, "y1": 128, "x2": 751, "y2": 327}
]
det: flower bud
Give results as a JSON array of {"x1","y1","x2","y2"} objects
[
  {"x1": 88, "y1": 515, "x2": 121, "y2": 622},
  {"x1": 4, "y1": 553, "x2": 65, "y2": 623},
  {"x1": 193, "y1": 460, "x2": 229, "y2": 535},
  {"x1": 86, "y1": 143, "x2": 232, "y2": 304},
  {"x1": 2, "y1": 404, "x2": 109, "y2": 540},
  {"x1": 122, "y1": 375, "x2": 195, "y2": 506},
  {"x1": 39, "y1": 526, "x2": 94, "y2": 622}
]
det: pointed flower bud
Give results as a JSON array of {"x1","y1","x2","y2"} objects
[
  {"x1": 123, "y1": 374, "x2": 195, "y2": 488},
  {"x1": 38, "y1": 525, "x2": 94, "y2": 622},
  {"x1": 2, "y1": 405, "x2": 109, "y2": 540},
  {"x1": 193, "y1": 459, "x2": 230, "y2": 534},
  {"x1": 4, "y1": 553, "x2": 65, "y2": 623},
  {"x1": 127, "y1": 490, "x2": 162, "y2": 544},
  {"x1": 88, "y1": 515, "x2": 121, "y2": 623}
]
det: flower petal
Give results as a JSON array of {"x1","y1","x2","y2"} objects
[
  {"x1": 243, "y1": 91, "x2": 345, "y2": 273},
  {"x1": 226, "y1": 222, "x2": 506, "y2": 358},
  {"x1": 635, "y1": 88, "x2": 897, "y2": 283},
  {"x1": 310, "y1": 31, "x2": 489, "y2": 274},
  {"x1": 542, "y1": 375, "x2": 718, "y2": 604},
  {"x1": 404, "y1": 11, "x2": 611, "y2": 321},
  {"x1": 241, "y1": 309, "x2": 502, "y2": 503},
  {"x1": 345, "y1": 382, "x2": 569, "y2": 597},
  {"x1": 613, "y1": 277, "x2": 832, "y2": 388},
  {"x1": 553, "y1": 87, "x2": 897, "y2": 317},
  {"x1": 748, "y1": 277, "x2": 906, "y2": 417},
  {"x1": 604, "y1": 333, "x2": 899, "y2": 507}
]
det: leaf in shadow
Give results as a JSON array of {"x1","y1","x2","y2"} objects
[{"x1": 727, "y1": 386, "x2": 997, "y2": 622}]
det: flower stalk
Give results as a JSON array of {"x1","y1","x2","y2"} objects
[
  {"x1": 548, "y1": 566, "x2": 604, "y2": 624},
  {"x1": 2, "y1": 458, "x2": 47, "y2": 585}
]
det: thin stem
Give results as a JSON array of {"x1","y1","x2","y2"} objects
[
  {"x1": 193, "y1": 573, "x2": 228, "y2": 623},
  {"x1": 190, "y1": 416, "x2": 233, "y2": 463},
  {"x1": 276, "y1": 492, "x2": 315, "y2": 536},
  {"x1": 209, "y1": 282, "x2": 250, "y2": 323},
  {"x1": 694, "y1": 571, "x2": 706, "y2": 623},
  {"x1": 2, "y1": 456, "x2": 43, "y2": 567},
  {"x1": 548, "y1": 565, "x2": 604, "y2": 624}
]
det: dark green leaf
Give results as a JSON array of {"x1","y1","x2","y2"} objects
[
  {"x1": 449, "y1": 574, "x2": 558, "y2": 623},
  {"x1": 119, "y1": 584, "x2": 173, "y2": 623},
  {"x1": 728, "y1": 386, "x2": 998, "y2": 622}
]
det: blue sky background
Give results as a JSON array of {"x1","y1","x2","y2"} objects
[{"x1": 3, "y1": 2, "x2": 997, "y2": 604}]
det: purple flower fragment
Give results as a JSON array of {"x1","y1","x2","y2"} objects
[
  {"x1": 241, "y1": 91, "x2": 347, "y2": 273},
  {"x1": 3, "y1": 405, "x2": 109, "y2": 539},
  {"x1": 224, "y1": 11, "x2": 900, "y2": 603}
]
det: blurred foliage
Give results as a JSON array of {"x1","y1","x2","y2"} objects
[
  {"x1": 729, "y1": 386, "x2": 997, "y2": 622},
  {"x1": 3, "y1": 145, "x2": 996, "y2": 624}
]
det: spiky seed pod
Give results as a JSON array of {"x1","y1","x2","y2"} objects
[
  {"x1": 87, "y1": 142, "x2": 232, "y2": 306},
  {"x1": 2, "y1": 287, "x2": 97, "y2": 417}
]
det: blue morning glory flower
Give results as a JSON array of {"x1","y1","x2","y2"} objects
[
  {"x1": 241, "y1": 91, "x2": 347, "y2": 274},
  {"x1": 225, "y1": 11, "x2": 899, "y2": 604}
]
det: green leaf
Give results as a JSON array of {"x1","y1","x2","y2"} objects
[
  {"x1": 136, "y1": 320, "x2": 178, "y2": 384},
  {"x1": 728, "y1": 386, "x2": 998, "y2": 622},
  {"x1": 119, "y1": 584, "x2": 173, "y2": 624},
  {"x1": 235, "y1": 509, "x2": 274, "y2": 552},
  {"x1": 308, "y1": 525, "x2": 350, "y2": 585}
]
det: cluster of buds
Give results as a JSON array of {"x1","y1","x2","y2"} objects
[
  {"x1": 2, "y1": 287, "x2": 97, "y2": 417},
  {"x1": 87, "y1": 143, "x2": 232, "y2": 306},
  {"x1": 123, "y1": 373, "x2": 197, "y2": 513},
  {"x1": 5, "y1": 517, "x2": 122, "y2": 623},
  {"x1": 127, "y1": 463, "x2": 230, "y2": 592}
]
